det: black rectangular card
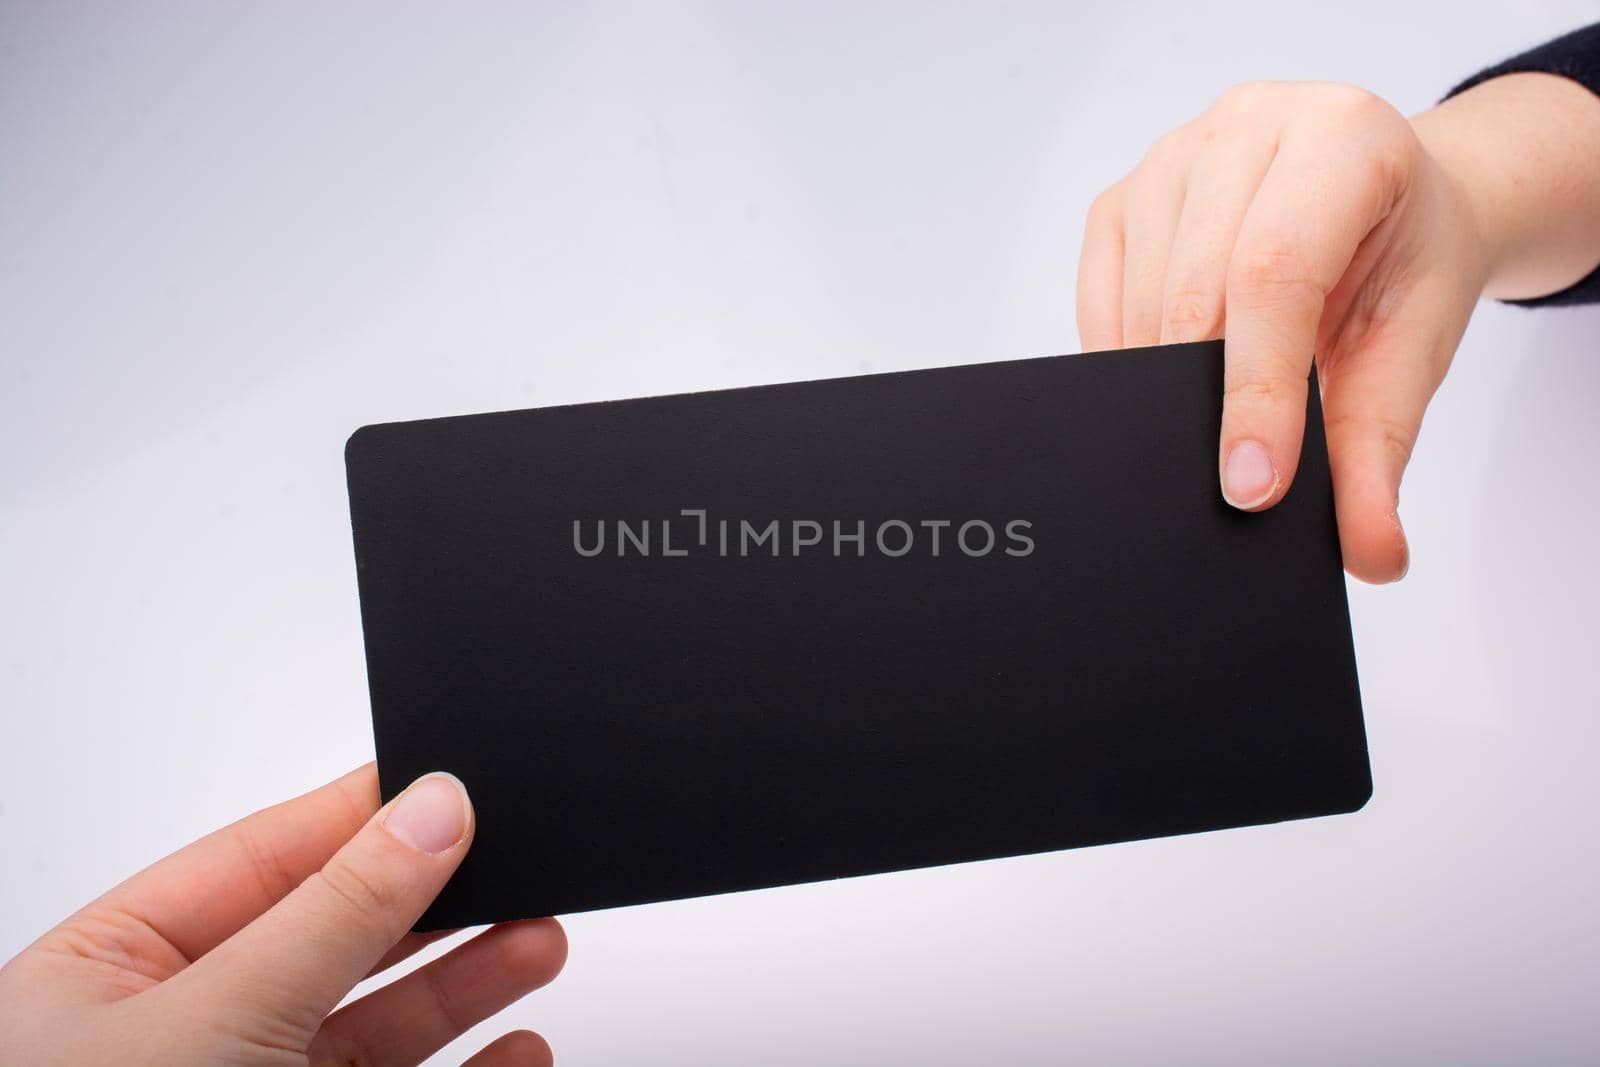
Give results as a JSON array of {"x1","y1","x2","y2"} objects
[{"x1": 346, "y1": 340, "x2": 1369, "y2": 929}]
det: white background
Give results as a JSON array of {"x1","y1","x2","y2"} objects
[{"x1": 4, "y1": 2, "x2": 1599, "y2": 1064}]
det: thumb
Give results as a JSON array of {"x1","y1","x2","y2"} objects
[
  {"x1": 1217, "y1": 128, "x2": 1407, "y2": 512},
  {"x1": 1321, "y1": 323, "x2": 1450, "y2": 583},
  {"x1": 161, "y1": 772, "x2": 474, "y2": 1042}
]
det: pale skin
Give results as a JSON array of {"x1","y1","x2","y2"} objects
[
  {"x1": 0, "y1": 767, "x2": 567, "y2": 1065},
  {"x1": 4, "y1": 72, "x2": 1600, "y2": 1067},
  {"x1": 1079, "y1": 72, "x2": 1600, "y2": 582}
]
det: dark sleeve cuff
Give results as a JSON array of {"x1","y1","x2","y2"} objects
[{"x1": 1445, "y1": 22, "x2": 1600, "y2": 308}]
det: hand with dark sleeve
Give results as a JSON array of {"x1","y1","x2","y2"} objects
[{"x1": 1079, "y1": 22, "x2": 1600, "y2": 584}]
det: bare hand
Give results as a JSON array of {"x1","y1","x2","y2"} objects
[
  {"x1": 0, "y1": 766, "x2": 566, "y2": 1066},
  {"x1": 1078, "y1": 74, "x2": 1600, "y2": 582}
]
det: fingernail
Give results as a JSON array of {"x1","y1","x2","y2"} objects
[
  {"x1": 1394, "y1": 511, "x2": 1410, "y2": 581},
  {"x1": 1222, "y1": 440, "x2": 1278, "y2": 509},
  {"x1": 383, "y1": 772, "x2": 470, "y2": 854}
]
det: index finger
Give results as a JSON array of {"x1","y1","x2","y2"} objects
[
  {"x1": 1220, "y1": 108, "x2": 1413, "y2": 510},
  {"x1": 60, "y1": 765, "x2": 379, "y2": 968}
]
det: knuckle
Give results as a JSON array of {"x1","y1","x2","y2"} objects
[
  {"x1": 420, "y1": 954, "x2": 473, "y2": 1034},
  {"x1": 1230, "y1": 243, "x2": 1322, "y2": 304},
  {"x1": 1334, "y1": 84, "x2": 1405, "y2": 133},
  {"x1": 42, "y1": 909, "x2": 170, "y2": 994},
  {"x1": 1322, "y1": 82, "x2": 1384, "y2": 114},
  {"x1": 313, "y1": 861, "x2": 400, "y2": 937},
  {"x1": 1140, "y1": 128, "x2": 1187, "y2": 168},
  {"x1": 1163, "y1": 286, "x2": 1223, "y2": 336},
  {"x1": 1327, "y1": 410, "x2": 1418, "y2": 467},
  {"x1": 235, "y1": 823, "x2": 301, "y2": 904},
  {"x1": 1366, "y1": 126, "x2": 1421, "y2": 203},
  {"x1": 1218, "y1": 80, "x2": 1272, "y2": 111},
  {"x1": 1215, "y1": 80, "x2": 1291, "y2": 125},
  {"x1": 1320, "y1": 85, "x2": 1412, "y2": 148},
  {"x1": 1086, "y1": 187, "x2": 1120, "y2": 228},
  {"x1": 1222, "y1": 376, "x2": 1286, "y2": 408},
  {"x1": 1377, "y1": 422, "x2": 1418, "y2": 467},
  {"x1": 330, "y1": 769, "x2": 380, "y2": 828},
  {"x1": 1316, "y1": 84, "x2": 1416, "y2": 177},
  {"x1": 1362, "y1": 141, "x2": 1410, "y2": 198},
  {"x1": 233, "y1": 1012, "x2": 322, "y2": 1065}
]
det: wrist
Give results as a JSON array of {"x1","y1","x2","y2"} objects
[
  {"x1": 1412, "y1": 72, "x2": 1600, "y2": 301},
  {"x1": 1410, "y1": 97, "x2": 1512, "y2": 296}
]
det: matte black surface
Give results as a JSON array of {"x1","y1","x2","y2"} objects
[{"x1": 346, "y1": 341, "x2": 1369, "y2": 929}]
